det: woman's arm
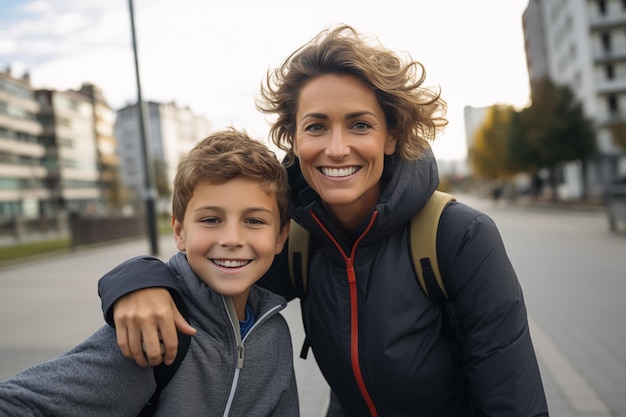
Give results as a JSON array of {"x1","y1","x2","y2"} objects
[
  {"x1": 439, "y1": 204, "x2": 548, "y2": 416},
  {"x1": 98, "y1": 256, "x2": 196, "y2": 367}
]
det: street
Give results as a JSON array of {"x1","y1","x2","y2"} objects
[
  {"x1": 0, "y1": 194, "x2": 625, "y2": 416},
  {"x1": 468, "y1": 194, "x2": 626, "y2": 417}
]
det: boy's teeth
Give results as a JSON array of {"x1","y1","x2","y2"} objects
[{"x1": 214, "y1": 260, "x2": 249, "y2": 268}]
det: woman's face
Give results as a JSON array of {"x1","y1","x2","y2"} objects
[{"x1": 294, "y1": 74, "x2": 396, "y2": 229}]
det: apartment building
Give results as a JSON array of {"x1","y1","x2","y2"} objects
[
  {"x1": 35, "y1": 88, "x2": 102, "y2": 216},
  {"x1": 523, "y1": 0, "x2": 626, "y2": 198},
  {"x1": 0, "y1": 69, "x2": 47, "y2": 230},
  {"x1": 115, "y1": 101, "x2": 211, "y2": 212},
  {"x1": 75, "y1": 83, "x2": 125, "y2": 212}
]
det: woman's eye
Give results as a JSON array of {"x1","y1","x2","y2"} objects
[
  {"x1": 352, "y1": 121, "x2": 371, "y2": 131},
  {"x1": 305, "y1": 123, "x2": 325, "y2": 133}
]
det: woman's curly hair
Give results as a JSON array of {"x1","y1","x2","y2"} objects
[{"x1": 256, "y1": 24, "x2": 448, "y2": 166}]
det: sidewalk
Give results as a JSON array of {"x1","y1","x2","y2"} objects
[
  {"x1": 0, "y1": 234, "x2": 329, "y2": 417},
  {"x1": 1, "y1": 227, "x2": 621, "y2": 416}
]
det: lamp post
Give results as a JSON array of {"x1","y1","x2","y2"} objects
[{"x1": 128, "y1": 0, "x2": 159, "y2": 255}]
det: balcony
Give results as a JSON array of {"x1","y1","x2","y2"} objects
[
  {"x1": 0, "y1": 137, "x2": 46, "y2": 158},
  {"x1": 593, "y1": 49, "x2": 626, "y2": 64},
  {"x1": 588, "y1": 11, "x2": 626, "y2": 31},
  {"x1": 0, "y1": 163, "x2": 48, "y2": 178},
  {"x1": 594, "y1": 77, "x2": 626, "y2": 94}
]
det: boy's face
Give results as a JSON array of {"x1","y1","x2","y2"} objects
[{"x1": 173, "y1": 176, "x2": 288, "y2": 307}]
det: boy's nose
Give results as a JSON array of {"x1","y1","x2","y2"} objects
[{"x1": 219, "y1": 223, "x2": 244, "y2": 247}]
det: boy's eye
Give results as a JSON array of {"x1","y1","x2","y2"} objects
[
  {"x1": 200, "y1": 217, "x2": 220, "y2": 224},
  {"x1": 246, "y1": 218, "x2": 267, "y2": 226}
]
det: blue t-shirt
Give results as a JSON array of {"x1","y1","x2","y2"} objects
[{"x1": 239, "y1": 303, "x2": 255, "y2": 337}]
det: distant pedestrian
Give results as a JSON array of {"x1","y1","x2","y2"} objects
[{"x1": 491, "y1": 180, "x2": 504, "y2": 205}]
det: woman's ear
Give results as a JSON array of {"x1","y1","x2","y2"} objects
[
  {"x1": 292, "y1": 137, "x2": 299, "y2": 157},
  {"x1": 384, "y1": 134, "x2": 397, "y2": 155}
]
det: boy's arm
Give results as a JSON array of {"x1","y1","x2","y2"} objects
[
  {"x1": 98, "y1": 256, "x2": 196, "y2": 367},
  {"x1": 0, "y1": 326, "x2": 155, "y2": 416}
]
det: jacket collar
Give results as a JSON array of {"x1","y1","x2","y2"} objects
[{"x1": 286, "y1": 146, "x2": 440, "y2": 242}]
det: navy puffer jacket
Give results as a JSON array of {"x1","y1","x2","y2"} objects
[{"x1": 259, "y1": 150, "x2": 548, "y2": 416}]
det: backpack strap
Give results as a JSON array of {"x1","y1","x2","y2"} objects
[
  {"x1": 410, "y1": 191, "x2": 472, "y2": 414},
  {"x1": 138, "y1": 297, "x2": 192, "y2": 417},
  {"x1": 287, "y1": 219, "x2": 312, "y2": 359},
  {"x1": 288, "y1": 219, "x2": 310, "y2": 295},
  {"x1": 411, "y1": 190, "x2": 456, "y2": 299},
  {"x1": 409, "y1": 190, "x2": 463, "y2": 346}
]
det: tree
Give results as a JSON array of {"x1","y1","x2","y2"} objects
[
  {"x1": 153, "y1": 158, "x2": 171, "y2": 200},
  {"x1": 469, "y1": 105, "x2": 516, "y2": 181},
  {"x1": 609, "y1": 119, "x2": 626, "y2": 152},
  {"x1": 515, "y1": 77, "x2": 596, "y2": 200}
]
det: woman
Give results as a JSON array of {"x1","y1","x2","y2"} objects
[{"x1": 99, "y1": 25, "x2": 548, "y2": 416}]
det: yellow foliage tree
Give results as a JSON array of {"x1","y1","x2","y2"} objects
[
  {"x1": 469, "y1": 105, "x2": 515, "y2": 181},
  {"x1": 610, "y1": 119, "x2": 626, "y2": 152}
]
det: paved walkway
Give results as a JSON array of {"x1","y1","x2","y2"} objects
[
  {"x1": 0, "y1": 235, "x2": 330, "y2": 416},
  {"x1": 1, "y1": 201, "x2": 624, "y2": 417}
]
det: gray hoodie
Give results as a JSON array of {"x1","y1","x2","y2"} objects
[{"x1": 0, "y1": 252, "x2": 299, "y2": 417}]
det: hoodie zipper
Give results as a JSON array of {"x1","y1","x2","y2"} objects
[
  {"x1": 221, "y1": 296, "x2": 283, "y2": 417},
  {"x1": 311, "y1": 211, "x2": 380, "y2": 417}
]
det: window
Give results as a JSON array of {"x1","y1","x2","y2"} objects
[
  {"x1": 598, "y1": 0, "x2": 607, "y2": 14},
  {"x1": 601, "y1": 32, "x2": 611, "y2": 54},
  {"x1": 606, "y1": 64, "x2": 614, "y2": 80},
  {"x1": 569, "y1": 43, "x2": 577, "y2": 61},
  {"x1": 608, "y1": 95, "x2": 619, "y2": 117},
  {"x1": 0, "y1": 77, "x2": 31, "y2": 99}
]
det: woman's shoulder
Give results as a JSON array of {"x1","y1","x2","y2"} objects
[
  {"x1": 438, "y1": 200, "x2": 499, "y2": 238},
  {"x1": 436, "y1": 200, "x2": 505, "y2": 266}
]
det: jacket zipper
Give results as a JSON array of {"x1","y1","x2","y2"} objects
[
  {"x1": 222, "y1": 296, "x2": 283, "y2": 416},
  {"x1": 311, "y1": 211, "x2": 380, "y2": 417},
  {"x1": 222, "y1": 295, "x2": 241, "y2": 417}
]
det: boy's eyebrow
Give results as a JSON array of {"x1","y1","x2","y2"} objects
[
  {"x1": 192, "y1": 206, "x2": 275, "y2": 215},
  {"x1": 243, "y1": 207, "x2": 275, "y2": 215}
]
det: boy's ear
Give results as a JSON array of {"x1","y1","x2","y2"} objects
[
  {"x1": 274, "y1": 222, "x2": 290, "y2": 255},
  {"x1": 172, "y1": 216, "x2": 187, "y2": 251}
]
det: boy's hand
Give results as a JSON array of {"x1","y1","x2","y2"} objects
[{"x1": 113, "y1": 287, "x2": 196, "y2": 367}]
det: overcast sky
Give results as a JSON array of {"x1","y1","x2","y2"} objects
[{"x1": 0, "y1": 0, "x2": 531, "y2": 161}]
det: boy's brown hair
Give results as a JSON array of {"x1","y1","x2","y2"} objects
[{"x1": 172, "y1": 127, "x2": 290, "y2": 228}]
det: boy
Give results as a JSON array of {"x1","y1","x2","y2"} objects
[{"x1": 0, "y1": 128, "x2": 299, "y2": 416}]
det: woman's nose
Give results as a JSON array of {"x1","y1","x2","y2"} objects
[{"x1": 325, "y1": 129, "x2": 350, "y2": 159}]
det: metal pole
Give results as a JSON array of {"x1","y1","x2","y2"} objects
[{"x1": 128, "y1": 0, "x2": 159, "y2": 255}]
